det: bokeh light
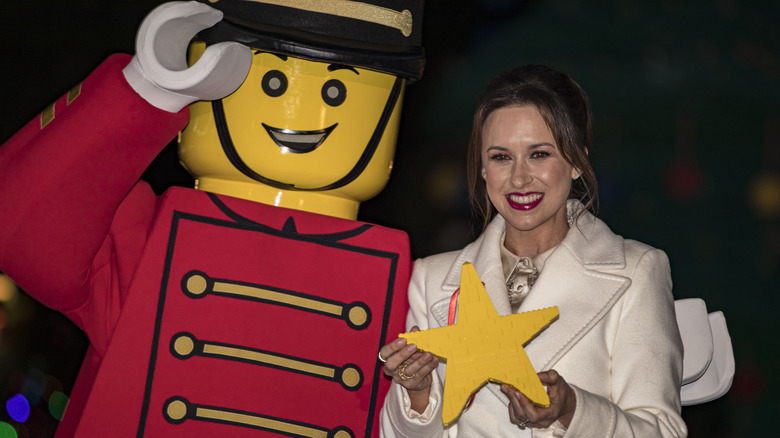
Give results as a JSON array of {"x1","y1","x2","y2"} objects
[
  {"x1": 0, "y1": 274, "x2": 17, "y2": 303},
  {"x1": 6, "y1": 394, "x2": 30, "y2": 423},
  {"x1": 20, "y1": 378, "x2": 41, "y2": 407},
  {"x1": 24, "y1": 406, "x2": 49, "y2": 438},
  {"x1": 47, "y1": 392, "x2": 68, "y2": 422},
  {"x1": 0, "y1": 422, "x2": 18, "y2": 438},
  {"x1": 749, "y1": 172, "x2": 780, "y2": 219},
  {"x1": 664, "y1": 158, "x2": 706, "y2": 202},
  {"x1": 426, "y1": 162, "x2": 464, "y2": 211},
  {"x1": 40, "y1": 375, "x2": 63, "y2": 401}
]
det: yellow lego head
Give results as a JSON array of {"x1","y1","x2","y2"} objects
[
  {"x1": 178, "y1": 0, "x2": 425, "y2": 220},
  {"x1": 180, "y1": 48, "x2": 406, "y2": 219}
]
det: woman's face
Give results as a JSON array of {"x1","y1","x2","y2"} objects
[{"x1": 481, "y1": 106, "x2": 577, "y2": 250}]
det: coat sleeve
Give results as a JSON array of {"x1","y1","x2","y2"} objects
[
  {"x1": 564, "y1": 248, "x2": 687, "y2": 437},
  {"x1": 380, "y1": 257, "x2": 448, "y2": 438},
  {"x1": 0, "y1": 54, "x2": 188, "y2": 326}
]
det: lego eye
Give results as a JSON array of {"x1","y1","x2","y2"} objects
[
  {"x1": 262, "y1": 70, "x2": 288, "y2": 97},
  {"x1": 321, "y1": 79, "x2": 347, "y2": 106}
]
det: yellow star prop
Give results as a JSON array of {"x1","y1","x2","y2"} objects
[{"x1": 400, "y1": 262, "x2": 559, "y2": 426}]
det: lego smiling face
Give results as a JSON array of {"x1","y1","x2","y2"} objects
[{"x1": 179, "y1": 47, "x2": 405, "y2": 202}]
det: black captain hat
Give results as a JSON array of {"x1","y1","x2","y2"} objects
[{"x1": 195, "y1": 0, "x2": 425, "y2": 81}]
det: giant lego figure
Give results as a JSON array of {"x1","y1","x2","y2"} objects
[{"x1": 0, "y1": 0, "x2": 424, "y2": 436}]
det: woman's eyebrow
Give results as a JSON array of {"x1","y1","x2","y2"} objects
[{"x1": 485, "y1": 143, "x2": 554, "y2": 152}]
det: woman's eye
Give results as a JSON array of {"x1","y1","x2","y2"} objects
[
  {"x1": 489, "y1": 153, "x2": 510, "y2": 161},
  {"x1": 530, "y1": 151, "x2": 550, "y2": 159},
  {"x1": 262, "y1": 70, "x2": 288, "y2": 97},
  {"x1": 322, "y1": 79, "x2": 347, "y2": 106}
]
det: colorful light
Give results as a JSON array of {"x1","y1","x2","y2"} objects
[
  {"x1": 0, "y1": 274, "x2": 17, "y2": 303},
  {"x1": 21, "y1": 377, "x2": 41, "y2": 406},
  {"x1": 47, "y1": 391, "x2": 69, "y2": 421},
  {"x1": 664, "y1": 158, "x2": 706, "y2": 202},
  {"x1": 749, "y1": 172, "x2": 780, "y2": 219},
  {"x1": 5, "y1": 394, "x2": 30, "y2": 423},
  {"x1": 0, "y1": 422, "x2": 18, "y2": 438}
]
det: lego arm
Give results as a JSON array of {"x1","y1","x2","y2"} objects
[
  {"x1": 0, "y1": 55, "x2": 188, "y2": 314},
  {"x1": 0, "y1": 2, "x2": 249, "y2": 315},
  {"x1": 123, "y1": 1, "x2": 252, "y2": 112}
]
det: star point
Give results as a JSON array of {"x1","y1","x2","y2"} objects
[{"x1": 400, "y1": 262, "x2": 559, "y2": 425}]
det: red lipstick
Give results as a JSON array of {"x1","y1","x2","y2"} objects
[{"x1": 506, "y1": 192, "x2": 543, "y2": 211}]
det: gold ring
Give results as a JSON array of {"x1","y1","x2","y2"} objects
[{"x1": 398, "y1": 363, "x2": 415, "y2": 381}]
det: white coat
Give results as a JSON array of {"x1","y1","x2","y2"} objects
[{"x1": 380, "y1": 206, "x2": 687, "y2": 437}]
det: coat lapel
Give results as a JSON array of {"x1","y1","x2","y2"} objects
[
  {"x1": 430, "y1": 217, "x2": 510, "y2": 328},
  {"x1": 434, "y1": 207, "x2": 632, "y2": 406},
  {"x1": 521, "y1": 209, "x2": 631, "y2": 370}
]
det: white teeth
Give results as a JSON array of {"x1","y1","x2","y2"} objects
[
  {"x1": 271, "y1": 132, "x2": 325, "y2": 143},
  {"x1": 509, "y1": 193, "x2": 542, "y2": 204}
]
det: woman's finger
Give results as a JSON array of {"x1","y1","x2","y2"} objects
[
  {"x1": 507, "y1": 400, "x2": 519, "y2": 424},
  {"x1": 538, "y1": 369, "x2": 561, "y2": 385},
  {"x1": 378, "y1": 337, "x2": 407, "y2": 364},
  {"x1": 385, "y1": 347, "x2": 425, "y2": 382},
  {"x1": 513, "y1": 389, "x2": 538, "y2": 416},
  {"x1": 381, "y1": 326, "x2": 440, "y2": 392},
  {"x1": 502, "y1": 385, "x2": 531, "y2": 425},
  {"x1": 378, "y1": 325, "x2": 423, "y2": 368},
  {"x1": 397, "y1": 351, "x2": 435, "y2": 377}
]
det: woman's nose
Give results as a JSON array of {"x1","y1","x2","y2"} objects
[{"x1": 511, "y1": 161, "x2": 532, "y2": 187}]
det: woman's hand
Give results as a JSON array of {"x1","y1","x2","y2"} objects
[
  {"x1": 379, "y1": 326, "x2": 439, "y2": 413},
  {"x1": 501, "y1": 370, "x2": 576, "y2": 429}
]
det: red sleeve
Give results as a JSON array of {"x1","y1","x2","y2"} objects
[{"x1": 0, "y1": 54, "x2": 189, "y2": 313}]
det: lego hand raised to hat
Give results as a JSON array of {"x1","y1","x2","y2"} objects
[{"x1": 123, "y1": 1, "x2": 252, "y2": 113}]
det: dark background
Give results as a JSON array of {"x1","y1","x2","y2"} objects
[{"x1": 1, "y1": 0, "x2": 778, "y2": 436}]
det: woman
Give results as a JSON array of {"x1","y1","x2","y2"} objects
[{"x1": 377, "y1": 65, "x2": 687, "y2": 437}]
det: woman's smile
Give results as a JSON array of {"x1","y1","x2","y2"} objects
[{"x1": 506, "y1": 192, "x2": 543, "y2": 210}]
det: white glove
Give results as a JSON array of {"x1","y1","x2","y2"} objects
[{"x1": 123, "y1": 1, "x2": 252, "y2": 113}]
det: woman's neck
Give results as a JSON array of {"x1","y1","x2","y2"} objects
[{"x1": 504, "y1": 218, "x2": 569, "y2": 258}]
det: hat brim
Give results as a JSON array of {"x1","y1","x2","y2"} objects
[{"x1": 197, "y1": 19, "x2": 425, "y2": 81}]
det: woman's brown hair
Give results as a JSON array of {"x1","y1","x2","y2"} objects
[{"x1": 466, "y1": 65, "x2": 598, "y2": 230}]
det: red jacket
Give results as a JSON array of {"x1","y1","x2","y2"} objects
[{"x1": 0, "y1": 54, "x2": 410, "y2": 437}]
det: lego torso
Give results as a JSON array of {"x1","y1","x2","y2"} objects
[{"x1": 74, "y1": 188, "x2": 410, "y2": 437}]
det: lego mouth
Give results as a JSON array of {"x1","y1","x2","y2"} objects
[{"x1": 262, "y1": 123, "x2": 337, "y2": 154}]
